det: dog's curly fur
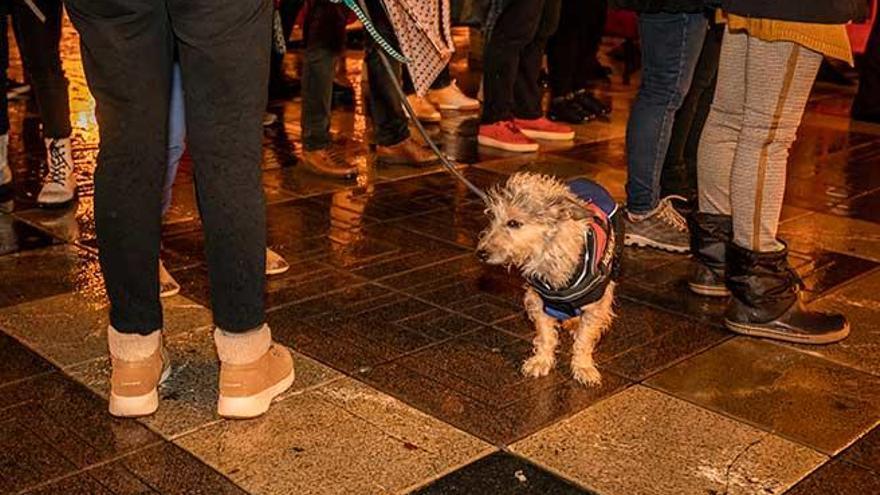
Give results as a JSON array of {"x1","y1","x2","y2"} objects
[{"x1": 478, "y1": 173, "x2": 616, "y2": 385}]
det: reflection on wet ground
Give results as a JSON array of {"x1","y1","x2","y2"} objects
[{"x1": 0, "y1": 21, "x2": 879, "y2": 495}]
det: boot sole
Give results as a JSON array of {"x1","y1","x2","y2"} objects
[
  {"x1": 217, "y1": 366, "x2": 296, "y2": 419},
  {"x1": 688, "y1": 282, "x2": 730, "y2": 297},
  {"x1": 109, "y1": 363, "x2": 172, "y2": 418},
  {"x1": 624, "y1": 234, "x2": 690, "y2": 253},
  {"x1": 724, "y1": 319, "x2": 851, "y2": 345},
  {"x1": 266, "y1": 263, "x2": 290, "y2": 276},
  {"x1": 37, "y1": 194, "x2": 77, "y2": 209}
]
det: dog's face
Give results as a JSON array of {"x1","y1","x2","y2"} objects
[{"x1": 477, "y1": 173, "x2": 581, "y2": 268}]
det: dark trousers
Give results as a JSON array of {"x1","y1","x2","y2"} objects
[
  {"x1": 302, "y1": 0, "x2": 408, "y2": 149},
  {"x1": 363, "y1": 0, "x2": 410, "y2": 146},
  {"x1": 661, "y1": 21, "x2": 724, "y2": 201},
  {"x1": 269, "y1": 0, "x2": 303, "y2": 89},
  {"x1": 546, "y1": 0, "x2": 607, "y2": 97},
  {"x1": 3, "y1": 0, "x2": 71, "y2": 138},
  {"x1": 403, "y1": 65, "x2": 452, "y2": 94},
  {"x1": 853, "y1": 14, "x2": 880, "y2": 122},
  {"x1": 67, "y1": 0, "x2": 271, "y2": 335},
  {"x1": 482, "y1": 0, "x2": 562, "y2": 124}
]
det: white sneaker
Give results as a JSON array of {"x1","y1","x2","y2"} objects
[
  {"x1": 427, "y1": 80, "x2": 480, "y2": 111},
  {"x1": 159, "y1": 259, "x2": 181, "y2": 298},
  {"x1": 405, "y1": 94, "x2": 441, "y2": 123},
  {"x1": 266, "y1": 248, "x2": 290, "y2": 275},
  {"x1": 262, "y1": 112, "x2": 278, "y2": 126},
  {"x1": 0, "y1": 134, "x2": 11, "y2": 195},
  {"x1": 38, "y1": 137, "x2": 76, "y2": 207}
]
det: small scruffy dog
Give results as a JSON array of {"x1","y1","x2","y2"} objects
[{"x1": 477, "y1": 173, "x2": 623, "y2": 385}]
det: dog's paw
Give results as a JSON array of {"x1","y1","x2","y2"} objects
[
  {"x1": 572, "y1": 363, "x2": 602, "y2": 386},
  {"x1": 522, "y1": 356, "x2": 555, "y2": 378}
]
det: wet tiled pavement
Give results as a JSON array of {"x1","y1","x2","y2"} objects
[{"x1": 1, "y1": 21, "x2": 879, "y2": 495}]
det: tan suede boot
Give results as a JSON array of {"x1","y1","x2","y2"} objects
[
  {"x1": 108, "y1": 327, "x2": 170, "y2": 417},
  {"x1": 214, "y1": 325, "x2": 295, "y2": 419}
]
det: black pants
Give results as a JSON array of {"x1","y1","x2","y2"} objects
[
  {"x1": 482, "y1": 0, "x2": 562, "y2": 124},
  {"x1": 1, "y1": 0, "x2": 71, "y2": 138},
  {"x1": 660, "y1": 21, "x2": 724, "y2": 201},
  {"x1": 546, "y1": 0, "x2": 607, "y2": 97},
  {"x1": 403, "y1": 65, "x2": 452, "y2": 94},
  {"x1": 853, "y1": 14, "x2": 880, "y2": 122},
  {"x1": 301, "y1": 0, "x2": 408, "y2": 149},
  {"x1": 67, "y1": 0, "x2": 271, "y2": 335},
  {"x1": 269, "y1": 0, "x2": 303, "y2": 90}
]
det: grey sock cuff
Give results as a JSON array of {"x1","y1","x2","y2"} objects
[
  {"x1": 107, "y1": 326, "x2": 161, "y2": 361},
  {"x1": 214, "y1": 324, "x2": 271, "y2": 365}
]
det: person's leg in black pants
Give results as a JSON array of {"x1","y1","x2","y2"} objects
[
  {"x1": 362, "y1": 0, "x2": 409, "y2": 147},
  {"x1": 10, "y1": 0, "x2": 70, "y2": 140},
  {"x1": 481, "y1": 0, "x2": 548, "y2": 124},
  {"x1": 299, "y1": 0, "x2": 359, "y2": 178},
  {"x1": 269, "y1": 0, "x2": 303, "y2": 99},
  {"x1": 361, "y1": 0, "x2": 436, "y2": 165},
  {"x1": 853, "y1": 14, "x2": 880, "y2": 123},
  {"x1": 513, "y1": 0, "x2": 560, "y2": 121},
  {"x1": 69, "y1": 0, "x2": 293, "y2": 420},
  {"x1": 546, "y1": 0, "x2": 585, "y2": 99},
  {"x1": 575, "y1": 0, "x2": 608, "y2": 85},
  {"x1": 661, "y1": 20, "x2": 723, "y2": 201},
  {"x1": 66, "y1": 0, "x2": 175, "y2": 332}
]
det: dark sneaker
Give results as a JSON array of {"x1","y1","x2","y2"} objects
[
  {"x1": 624, "y1": 197, "x2": 690, "y2": 253},
  {"x1": 574, "y1": 90, "x2": 611, "y2": 117},
  {"x1": 301, "y1": 147, "x2": 358, "y2": 179},
  {"x1": 375, "y1": 137, "x2": 439, "y2": 166},
  {"x1": 549, "y1": 96, "x2": 593, "y2": 124}
]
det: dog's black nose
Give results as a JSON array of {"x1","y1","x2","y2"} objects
[{"x1": 476, "y1": 249, "x2": 490, "y2": 262}]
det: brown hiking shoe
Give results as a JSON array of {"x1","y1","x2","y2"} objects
[
  {"x1": 375, "y1": 137, "x2": 439, "y2": 166},
  {"x1": 215, "y1": 326, "x2": 295, "y2": 419},
  {"x1": 301, "y1": 148, "x2": 358, "y2": 179},
  {"x1": 108, "y1": 328, "x2": 171, "y2": 418}
]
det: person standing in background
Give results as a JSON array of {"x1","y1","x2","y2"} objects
[
  {"x1": 67, "y1": 0, "x2": 295, "y2": 419},
  {"x1": 479, "y1": 0, "x2": 574, "y2": 153},
  {"x1": 0, "y1": 0, "x2": 76, "y2": 207},
  {"x1": 690, "y1": 0, "x2": 864, "y2": 343},
  {"x1": 613, "y1": 0, "x2": 708, "y2": 254}
]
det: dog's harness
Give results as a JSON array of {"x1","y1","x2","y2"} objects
[{"x1": 527, "y1": 179, "x2": 620, "y2": 321}]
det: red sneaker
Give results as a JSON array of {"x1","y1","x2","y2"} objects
[
  {"x1": 478, "y1": 121, "x2": 539, "y2": 152},
  {"x1": 513, "y1": 117, "x2": 575, "y2": 141}
]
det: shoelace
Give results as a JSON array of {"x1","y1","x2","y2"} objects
[
  {"x1": 657, "y1": 196, "x2": 688, "y2": 232},
  {"x1": 46, "y1": 139, "x2": 72, "y2": 186}
]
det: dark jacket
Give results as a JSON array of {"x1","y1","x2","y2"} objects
[
  {"x1": 721, "y1": 0, "x2": 867, "y2": 24},
  {"x1": 609, "y1": 0, "x2": 706, "y2": 13}
]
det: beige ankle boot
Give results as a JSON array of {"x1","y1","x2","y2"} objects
[
  {"x1": 108, "y1": 327, "x2": 170, "y2": 417},
  {"x1": 214, "y1": 325, "x2": 294, "y2": 419}
]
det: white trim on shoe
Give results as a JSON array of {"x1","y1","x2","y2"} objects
[
  {"x1": 477, "y1": 135, "x2": 539, "y2": 153},
  {"x1": 108, "y1": 360, "x2": 172, "y2": 418},
  {"x1": 624, "y1": 233, "x2": 690, "y2": 253},
  {"x1": 217, "y1": 367, "x2": 295, "y2": 419},
  {"x1": 518, "y1": 128, "x2": 575, "y2": 141}
]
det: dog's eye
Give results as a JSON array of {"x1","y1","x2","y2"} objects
[{"x1": 506, "y1": 219, "x2": 522, "y2": 229}]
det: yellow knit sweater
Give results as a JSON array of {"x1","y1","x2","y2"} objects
[{"x1": 721, "y1": 12, "x2": 853, "y2": 65}]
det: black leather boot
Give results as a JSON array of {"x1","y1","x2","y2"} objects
[
  {"x1": 725, "y1": 242, "x2": 849, "y2": 344},
  {"x1": 687, "y1": 212, "x2": 731, "y2": 297}
]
